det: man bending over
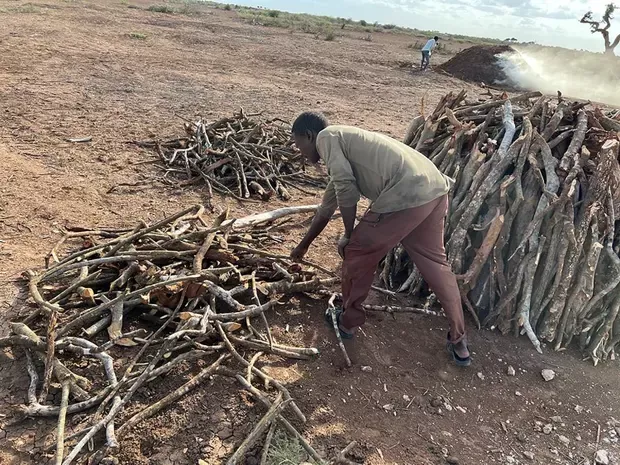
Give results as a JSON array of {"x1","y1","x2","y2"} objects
[{"x1": 290, "y1": 112, "x2": 470, "y2": 366}]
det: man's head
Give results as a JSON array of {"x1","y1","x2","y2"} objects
[
  {"x1": 434, "y1": 36, "x2": 439, "y2": 41},
  {"x1": 291, "y1": 111, "x2": 329, "y2": 164}
]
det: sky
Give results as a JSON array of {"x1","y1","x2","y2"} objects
[{"x1": 227, "y1": 0, "x2": 620, "y2": 52}]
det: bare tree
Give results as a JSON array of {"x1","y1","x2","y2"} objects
[{"x1": 580, "y1": 3, "x2": 620, "y2": 55}]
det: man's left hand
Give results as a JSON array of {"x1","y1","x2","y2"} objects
[{"x1": 338, "y1": 236, "x2": 349, "y2": 259}]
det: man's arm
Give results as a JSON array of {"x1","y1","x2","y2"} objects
[
  {"x1": 291, "y1": 181, "x2": 336, "y2": 260},
  {"x1": 340, "y1": 205, "x2": 357, "y2": 238},
  {"x1": 293, "y1": 213, "x2": 331, "y2": 253},
  {"x1": 316, "y1": 132, "x2": 361, "y2": 258},
  {"x1": 292, "y1": 132, "x2": 361, "y2": 260},
  {"x1": 337, "y1": 204, "x2": 357, "y2": 259},
  {"x1": 319, "y1": 134, "x2": 359, "y2": 239},
  {"x1": 318, "y1": 132, "x2": 360, "y2": 216}
]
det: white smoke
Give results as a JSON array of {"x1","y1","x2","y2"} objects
[{"x1": 497, "y1": 45, "x2": 620, "y2": 107}]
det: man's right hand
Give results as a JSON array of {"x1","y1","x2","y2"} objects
[
  {"x1": 290, "y1": 212, "x2": 331, "y2": 263},
  {"x1": 290, "y1": 243, "x2": 309, "y2": 262}
]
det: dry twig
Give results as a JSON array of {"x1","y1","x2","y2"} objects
[{"x1": 3, "y1": 205, "x2": 340, "y2": 463}]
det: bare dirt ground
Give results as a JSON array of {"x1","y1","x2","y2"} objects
[{"x1": 1, "y1": 2, "x2": 620, "y2": 465}]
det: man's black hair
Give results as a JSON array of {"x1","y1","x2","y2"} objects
[
  {"x1": 291, "y1": 111, "x2": 329, "y2": 136},
  {"x1": 434, "y1": 36, "x2": 439, "y2": 41}
]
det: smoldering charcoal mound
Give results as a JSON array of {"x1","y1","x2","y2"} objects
[{"x1": 438, "y1": 45, "x2": 520, "y2": 88}]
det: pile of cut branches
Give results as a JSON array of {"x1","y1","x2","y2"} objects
[
  {"x1": 0, "y1": 205, "x2": 361, "y2": 465},
  {"x1": 135, "y1": 110, "x2": 326, "y2": 203},
  {"x1": 384, "y1": 89, "x2": 620, "y2": 365}
]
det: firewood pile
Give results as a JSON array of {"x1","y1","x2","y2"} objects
[
  {"x1": 135, "y1": 110, "x2": 326, "y2": 203},
  {"x1": 0, "y1": 205, "x2": 363, "y2": 465},
  {"x1": 385, "y1": 89, "x2": 620, "y2": 365}
]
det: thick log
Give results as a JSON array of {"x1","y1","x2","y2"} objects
[
  {"x1": 403, "y1": 115, "x2": 425, "y2": 146},
  {"x1": 558, "y1": 109, "x2": 587, "y2": 172},
  {"x1": 448, "y1": 105, "x2": 522, "y2": 273},
  {"x1": 457, "y1": 213, "x2": 504, "y2": 292}
]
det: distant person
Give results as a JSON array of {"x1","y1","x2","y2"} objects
[
  {"x1": 289, "y1": 112, "x2": 471, "y2": 367},
  {"x1": 421, "y1": 36, "x2": 439, "y2": 70}
]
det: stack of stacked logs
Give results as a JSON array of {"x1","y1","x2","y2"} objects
[
  {"x1": 0, "y1": 205, "x2": 363, "y2": 465},
  {"x1": 134, "y1": 110, "x2": 326, "y2": 203},
  {"x1": 381, "y1": 90, "x2": 620, "y2": 365}
]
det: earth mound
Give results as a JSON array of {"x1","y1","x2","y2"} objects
[{"x1": 438, "y1": 45, "x2": 516, "y2": 87}]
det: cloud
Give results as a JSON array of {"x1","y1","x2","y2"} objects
[
  {"x1": 349, "y1": 0, "x2": 616, "y2": 48},
  {"x1": 450, "y1": 0, "x2": 577, "y2": 19}
]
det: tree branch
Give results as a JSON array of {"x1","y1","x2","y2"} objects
[{"x1": 580, "y1": 4, "x2": 616, "y2": 51}]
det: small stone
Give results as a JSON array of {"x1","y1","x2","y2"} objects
[
  {"x1": 523, "y1": 451, "x2": 535, "y2": 460},
  {"x1": 543, "y1": 424, "x2": 553, "y2": 435},
  {"x1": 505, "y1": 456, "x2": 516, "y2": 464},
  {"x1": 446, "y1": 457, "x2": 459, "y2": 465},
  {"x1": 515, "y1": 391, "x2": 523, "y2": 397},
  {"x1": 517, "y1": 432, "x2": 527, "y2": 443},
  {"x1": 477, "y1": 372, "x2": 485, "y2": 380},
  {"x1": 541, "y1": 369, "x2": 556, "y2": 381},
  {"x1": 456, "y1": 406, "x2": 467, "y2": 414},
  {"x1": 445, "y1": 403, "x2": 453, "y2": 412},
  {"x1": 551, "y1": 416, "x2": 562, "y2": 423},
  {"x1": 442, "y1": 431, "x2": 453, "y2": 437},
  {"x1": 382, "y1": 404, "x2": 394, "y2": 411},
  {"x1": 595, "y1": 449, "x2": 609, "y2": 465},
  {"x1": 100, "y1": 459, "x2": 119, "y2": 465},
  {"x1": 403, "y1": 394, "x2": 411, "y2": 402},
  {"x1": 361, "y1": 366, "x2": 373, "y2": 372},
  {"x1": 558, "y1": 435, "x2": 570, "y2": 446},
  {"x1": 576, "y1": 434, "x2": 582, "y2": 441},
  {"x1": 575, "y1": 405, "x2": 584, "y2": 413},
  {"x1": 198, "y1": 460, "x2": 208, "y2": 465},
  {"x1": 507, "y1": 366, "x2": 516, "y2": 376}
]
